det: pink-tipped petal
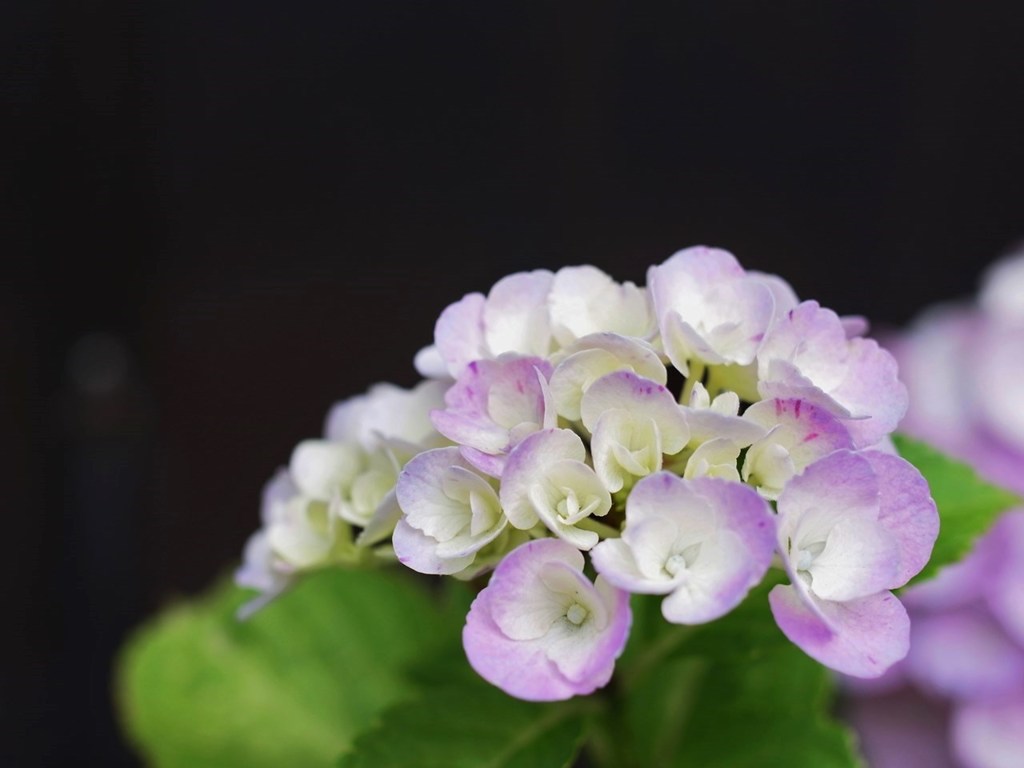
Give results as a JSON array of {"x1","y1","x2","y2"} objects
[
  {"x1": 580, "y1": 370, "x2": 689, "y2": 453},
  {"x1": 758, "y1": 301, "x2": 907, "y2": 447},
  {"x1": 431, "y1": 355, "x2": 553, "y2": 459}
]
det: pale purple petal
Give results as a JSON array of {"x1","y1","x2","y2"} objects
[
  {"x1": 396, "y1": 447, "x2": 473, "y2": 540},
  {"x1": 807, "y1": 515, "x2": 900, "y2": 602},
  {"x1": 431, "y1": 355, "x2": 553, "y2": 459},
  {"x1": 260, "y1": 468, "x2": 297, "y2": 526},
  {"x1": 776, "y1": 450, "x2": 880, "y2": 553},
  {"x1": 433, "y1": 292, "x2": 487, "y2": 378},
  {"x1": 660, "y1": 477, "x2": 776, "y2": 623},
  {"x1": 236, "y1": 529, "x2": 291, "y2": 595},
  {"x1": 458, "y1": 446, "x2": 507, "y2": 478},
  {"x1": 590, "y1": 534, "x2": 675, "y2": 595},
  {"x1": 392, "y1": 518, "x2": 475, "y2": 575},
  {"x1": 544, "y1": 576, "x2": 631, "y2": 685},
  {"x1": 840, "y1": 315, "x2": 870, "y2": 338},
  {"x1": 953, "y1": 697, "x2": 1024, "y2": 768},
  {"x1": 483, "y1": 270, "x2": 554, "y2": 358},
  {"x1": 592, "y1": 473, "x2": 775, "y2": 624},
  {"x1": 580, "y1": 370, "x2": 689, "y2": 454},
  {"x1": 743, "y1": 398, "x2": 854, "y2": 466},
  {"x1": 758, "y1": 301, "x2": 907, "y2": 447},
  {"x1": 861, "y1": 450, "x2": 939, "y2": 588},
  {"x1": 748, "y1": 270, "x2": 799, "y2": 318},
  {"x1": 549, "y1": 333, "x2": 666, "y2": 421},
  {"x1": 741, "y1": 398, "x2": 854, "y2": 497},
  {"x1": 394, "y1": 447, "x2": 506, "y2": 574},
  {"x1": 831, "y1": 337, "x2": 908, "y2": 447},
  {"x1": 463, "y1": 586, "x2": 580, "y2": 701},
  {"x1": 487, "y1": 544, "x2": 586, "y2": 641},
  {"x1": 758, "y1": 301, "x2": 849, "y2": 390},
  {"x1": 463, "y1": 538, "x2": 631, "y2": 701},
  {"x1": 648, "y1": 246, "x2": 774, "y2": 370},
  {"x1": 235, "y1": 529, "x2": 295, "y2": 619},
  {"x1": 906, "y1": 606, "x2": 1024, "y2": 701},
  {"x1": 768, "y1": 584, "x2": 910, "y2": 678},
  {"x1": 776, "y1": 451, "x2": 910, "y2": 602},
  {"x1": 499, "y1": 428, "x2": 588, "y2": 530}
]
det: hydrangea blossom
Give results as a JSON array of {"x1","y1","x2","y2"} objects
[
  {"x1": 239, "y1": 246, "x2": 937, "y2": 704},
  {"x1": 392, "y1": 447, "x2": 511, "y2": 576},
  {"x1": 463, "y1": 538, "x2": 631, "y2": 701},
  {"x1": 430, "y1": 355, "x2": 555, "y2": 476},
  {"x1": 235, "y1": 380, "x2": 447, "y2": 614},
  {"x1": 590, "y1": 472, "x2": 775, "y2": 624},
  {"x1": 769, "y1": 450, "x2": 937, "y2": 677},
  {"x1": 847, "y1": 249, "x2": 1024, "y2": 768}
]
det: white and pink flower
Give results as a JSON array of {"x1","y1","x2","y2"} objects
[{"x1": 463, "y1": 538, "x2": 631, "y2": 701}]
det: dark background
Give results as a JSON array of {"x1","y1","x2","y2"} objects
[{"x1": 4, "y1": 2, "x2": 1023, "y2": 765}]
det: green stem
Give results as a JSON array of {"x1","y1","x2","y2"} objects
[{"x1": 679, "y1": 359, "x2": 706, "y2": 405}]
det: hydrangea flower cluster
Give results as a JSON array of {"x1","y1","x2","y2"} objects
[
  {"x1": 848, "y1": 250, "x2": 1024, "y2": 768},
  {"x1": 237, "y1": 246, "x2": 938, "y2": 701}
]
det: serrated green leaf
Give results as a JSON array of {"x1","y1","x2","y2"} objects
[
  {"x1": 611, "y1": 576, "x2": 860, "y2": 768},
  {"x1": 894, "y1": 434, "x2": 1021, "y2": 584},
  {"x1": 116, "y1": 568, "x2": 457, "y2": 768},
  {"x1": 336, "y1": 677, "x2": 590, "y2": 768}
]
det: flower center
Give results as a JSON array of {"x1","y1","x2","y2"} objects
[
  {"x1": 555, "y1": 487, "x2": 600, "y2": 525},
  {"x1": 664, "y1": 553, "x2": 687, "y2": 576},
  {"x1": 566, "y1": 603, "x2": 589, "y2": 626},
  {"x1": 794, "y1": 540, "x2": 825, "y2": 578}
]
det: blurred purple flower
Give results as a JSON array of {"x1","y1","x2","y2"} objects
[{"x1": 848, "y1": 250, "x2": 1024, "y2": 768}]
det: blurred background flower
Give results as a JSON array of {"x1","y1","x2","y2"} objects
[
  {"x1": 846, "y1": 251, "x2": 1024, "y2": 768},
  {"x1": 4, "y1": 2, "x2": 1024, "y2": 765}
]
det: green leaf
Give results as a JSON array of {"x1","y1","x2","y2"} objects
[
  {"x1": 611, "y1": 576, "x2": 861, "y2": 768},
  {"x1": 116, "y1": 568, "x2": 459, "y2": 768},
  {"x1": 336, "y1": 676, "x2": 591, "y2": 768},
  {"x1": 894, "y1": 433, "x2": 1021, "y2": 584}
]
